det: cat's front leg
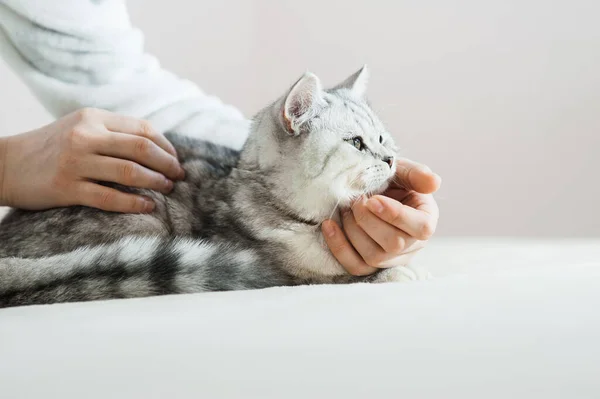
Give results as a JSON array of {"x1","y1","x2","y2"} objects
[{"x1": 371, "y1": 263, "x2": 432, "y2": 283}]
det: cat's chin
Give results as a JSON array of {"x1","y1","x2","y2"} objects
[
  {"x1": 332, "y1": 180, "x2": 392, "y2": 209},
  {"x1": 358, "y1": 179, "x2": 393, "y2": 198}
]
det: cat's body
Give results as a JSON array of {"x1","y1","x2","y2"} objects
[{"x1": 0, "y1": 67, "x2": 420, "y2": 308}]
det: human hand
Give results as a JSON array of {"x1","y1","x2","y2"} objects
[
  {"x1": 0, "y1": 108, "x2": 185, "y2": 213},
  {"x1": 322, "y1": 158, "x2": 441, "y2": 275}
]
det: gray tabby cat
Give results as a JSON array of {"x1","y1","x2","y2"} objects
[{"x1": 0, "y1": 67, "x2": 422, "y2": 308}]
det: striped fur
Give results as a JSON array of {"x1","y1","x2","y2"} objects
[
  {"x1": 0, "y1": 67, "x2": 411, "y2": 308},
  {"x1": 0, "y1": 237, "x2": 292, "y2": 307}
]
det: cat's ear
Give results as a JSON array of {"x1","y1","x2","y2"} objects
[
  {"x1": 281, "y1": 72, "x2": 326, "y2": 135},
  {"x1": 333, "y1": 65, "x2": 369, "y2": 98}
]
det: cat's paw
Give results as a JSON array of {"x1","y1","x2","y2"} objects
[{"x1": 372, "y1": 264, "x2": 432, "y2": 283}]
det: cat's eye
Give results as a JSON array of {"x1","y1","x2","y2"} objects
[
  {"x1": 379, "y1": 135, "x2": 383, "y2": 144},
  {"x1": 351, "y1": 137, "x2": 365, "y2": 151}
]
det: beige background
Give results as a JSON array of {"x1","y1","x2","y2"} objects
[{"x1": 1, "y1": 0, "x2": 599, "y2": 237}]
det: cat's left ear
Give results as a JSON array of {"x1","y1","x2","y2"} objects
[
  {"x1": 332, "y1": 65, "x2": 369, "y2": 98},
  {"x1": 281, "y1": 72, "x2": 326, "y2": 135}
]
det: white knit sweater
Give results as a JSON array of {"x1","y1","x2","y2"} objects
[{"x1": 0, "y1": 0, "x2": 250, "y2": 149}]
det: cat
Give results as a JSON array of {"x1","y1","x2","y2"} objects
[{"x1": 0, "y1": 66, "x2": 426, "y2": 308}]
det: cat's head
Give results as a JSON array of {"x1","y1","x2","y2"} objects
[{"x1": 241, "y1": 66, "x2": 398, "y2": 221}]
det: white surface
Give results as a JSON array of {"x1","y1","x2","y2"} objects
[{"x1": 1, "y1": 238, "x2": 599, "y2": 398}]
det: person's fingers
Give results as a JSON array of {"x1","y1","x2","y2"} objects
[
  {"x1": 71, "y1": 108, "x2": 178, "y2": 159},
  {"x1": 341, "y1": 209, "x2": 396, "y2": 268},
  {"x1": 383, "y1": 189, "x2": 440, "y2": 220},
  {"x1": 351, "y1": 197, "x2": 417, "y2": 253},
  {"x1": 365, "y1": 194, "x2": 438, "y2": 240},
  {"x1": 321, "y1": 219, "x2": 378, "y2": 276},
  {"x1": 74, "y1": 181, "x2": 155, "y2": 213},
  {"x1": 93, "y1": 131, "x2": 183, "y2": 181},
  {"x1": 393, "y1": 158, "x2": 441, "y2": 194},
  {"x1": 100, "y1": 111, "x2": 179, "y2": 159},
  {"x1": 82, "y1": 156, "x2": 174, "y2": 194},
  {"x1": 381, "y1": 187, "x2": 411, "y2": 202}
]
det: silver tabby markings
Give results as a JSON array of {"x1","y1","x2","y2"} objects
[{"x1": 0, "y1": 66, "x2": 413, "y2": 308}]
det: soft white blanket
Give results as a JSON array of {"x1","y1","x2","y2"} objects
[{"x1": 1, "y1": 238, "x2": 599, "y2": 398}]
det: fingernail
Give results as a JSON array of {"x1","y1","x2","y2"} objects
[
  {"x1": 367, "y1": 198, "x2": 384, "y2": 214},
  {"x1": 322, "y1": 221, "x2": 336, "y2": 237},
  {"x1": 163, "y1": 178, "x2": 174, "y2": 192},
  {"x1": 178, "y1": 167, "x2": 186, "y2": 180},
  {"x1": 140, "y1": 197, "x2": 155, "y2": 213}
]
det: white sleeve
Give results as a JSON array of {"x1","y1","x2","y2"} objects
[{"x1": 0, "y1": 0, "x2": 250, "y2": 149}]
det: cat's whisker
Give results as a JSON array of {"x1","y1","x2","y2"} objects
[
  {"x1": 327, "y1": 197, "x2": 343, "y2": 221},
  {"x1": 327, "y1": 173, "x2": 364, "y2": 220}
]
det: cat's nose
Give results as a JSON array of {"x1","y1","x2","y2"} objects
[{"x1": 382, "y1": 156, "x2": 394, "y2": 169}]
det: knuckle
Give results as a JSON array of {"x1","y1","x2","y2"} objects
[
  {"x1": 76, "y1": 107, "x2": 98, "y2": 122},
  {"x1": 133, "y1": 137, "x2": 152, "y2": 156},
  {"x1": 138, "y1": 120, "x2": 155, "y2": 138},
  {"x1": 68, "y1": 125, "x2": 88, "y2": 142},
  {"x1": 97, "y1": 190, "x2": 116, "y2": 208},
  {"x1": 119, "y1": 162, "x2": 138, "y2": 184},
  {"x1": 387, "y1": 235, "x2": 407, "y2": 254}
]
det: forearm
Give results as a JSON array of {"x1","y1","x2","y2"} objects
[{"x1": 0, "y1": 0, "x2": 249, "y2": 149}]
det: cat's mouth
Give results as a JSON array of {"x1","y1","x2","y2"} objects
[{"x1": 349, "y1": 164, "x2": 395, "y2": 197}]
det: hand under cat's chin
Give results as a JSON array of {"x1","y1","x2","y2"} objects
[{"x1": 323, "y1": 157, "x2": 440, "y2": 276}]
